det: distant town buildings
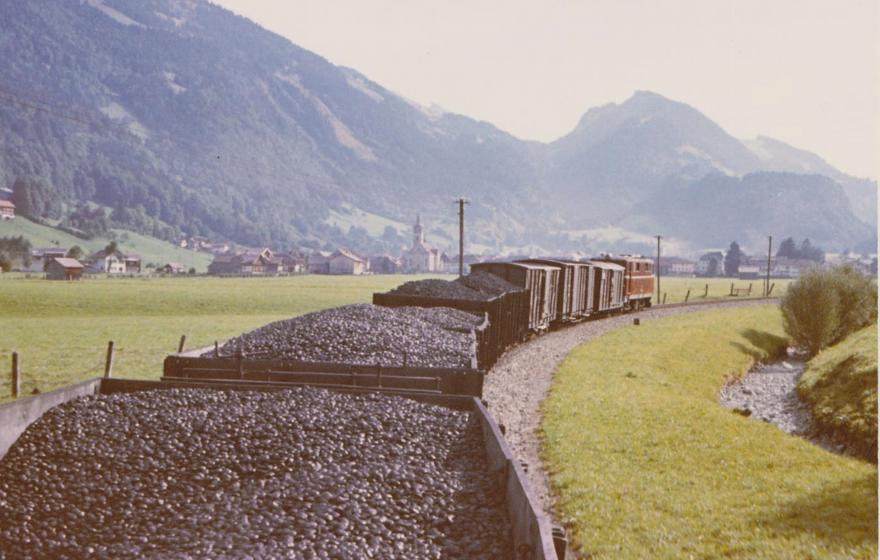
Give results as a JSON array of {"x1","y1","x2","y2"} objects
[
  {"x1": 158, "y1": 262, "x2": 187, "y2": 275},
  {"x1": 657, "y1": 256, "x2": 695, "y2": 276},
  {"x1": 695, "y1": 252, "x2": 724, "y2": 277}
]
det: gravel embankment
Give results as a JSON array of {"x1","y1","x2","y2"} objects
[
  {"x1": 209, "y1": 304, "x2": 476, "y2": 368},
  {"x1": 482, "y1": 299, "x2": 779, "y2": 533},
  {"x1": 0, "y1": 387, "x2": 512, "y2": 559}
]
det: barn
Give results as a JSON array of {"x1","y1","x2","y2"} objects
[{"x1": 46, "y1": 258, "x2": 84, "y2": 280}]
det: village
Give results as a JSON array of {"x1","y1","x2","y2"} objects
[{"x1": 4, "y1": 199, "x2": 876, "y2": 281}]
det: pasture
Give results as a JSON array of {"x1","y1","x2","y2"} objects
[
  {"x1": 0, "y1": 274, "x2": 440, "y2": 402},
  {"x1": 542, "y1": 305, "x2": 877, "y2": 559},
  {"x1": 653, "y1": 275, "x2": 790, "y2": 304}
]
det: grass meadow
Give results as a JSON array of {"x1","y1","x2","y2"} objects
[
  {"x1": 654, "y1": 276, "x2": 790, "y2": 304},
  {"x1": 0, "y1": 274, "x2": 440, "y2": 402},
  {"x1": 542, "y1": 305, "x2": 877, "y2": 559}
]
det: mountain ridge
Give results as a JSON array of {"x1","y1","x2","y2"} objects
[{"x1": 0, "y1": 0, "x2": 874, "y2": 255}]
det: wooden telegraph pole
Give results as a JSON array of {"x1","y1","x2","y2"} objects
[
  {"x1": 655, "y1": 235, "x2": 662, "y2": 305},
  {"x1": 454, "y1": 197, "x2": 469, "y2": 277},
  {"x1": 765, "y1": 235, "x2": 773, "y2": 297}
]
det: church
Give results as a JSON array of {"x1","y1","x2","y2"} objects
[{"x1": 401, "y1": 214, "x2": 444, "y2": 273}]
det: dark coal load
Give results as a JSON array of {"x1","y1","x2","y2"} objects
[
  {"x1": 208, "y1": 304, "x2": 474, "y2": 367},
  {"x1": 457, "y1": 271, "x2": 521, "y2": 297},
  {"x1": 0, "y1": 388, "x2": 513, "y2": 559},
  {"x1": 396, "y1": 306, "x2": 484, "y2": 332},
  {"x1": 389, "y1": 278, "x2": 490, "y2": 301}
]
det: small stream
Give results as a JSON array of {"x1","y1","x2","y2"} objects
[
  {"x1": 720, "y1": 351, "x2": 811, "y2": 435},
  {"x1": 719, "y1": 351, "x2": 850, "y2": 456}
]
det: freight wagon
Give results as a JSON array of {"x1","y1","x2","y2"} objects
[
  {"x1": 0, "y1": 375, "x2": 564, "y2": 560},
  {"x1": 469, "y1": 262, "x2": 560, "y2": 331}
]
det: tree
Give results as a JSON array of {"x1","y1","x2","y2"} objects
[
  {"x1": 776, "y1": 237, "x2": 797, "y2": 258},
  {"x1": 724, "y1": 242, "x2": 743, "y2": 276},
  {"x1": 781, "y1": 266, "x2": 877, "y2": 356},
  {"x1": 0, "y1": 253, "x2": 11, "y2": 272},
  {"x1": 66, "y1": 245, "x2": 84, "y2": 260},
  {"x1": 104, "y1": 241, "x2": 118, "y2": 255},
  {"x1": 781, "y1": 270, "x2": 840, "y2": 356}
]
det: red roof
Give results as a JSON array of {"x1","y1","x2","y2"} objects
[{"x1": 0, "y1": 200, "x2": 14, "y2": 209}]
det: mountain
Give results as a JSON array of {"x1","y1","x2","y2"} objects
[{"x1": 0, "y1": 0, "x2": 874, "y2": 255}]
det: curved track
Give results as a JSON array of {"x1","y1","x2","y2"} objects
[{"x1": 482, "y1": 298, "x2": 780, "y2": 542}]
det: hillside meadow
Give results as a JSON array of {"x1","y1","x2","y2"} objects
[
  {"x1": 542, "y1": 305, "x2": 877, "y2": 559},
  {"x1": 0, "y1": 274, "x2": 442, "y2": 402}
]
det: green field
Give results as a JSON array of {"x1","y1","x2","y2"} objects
[
  {"x1": 542, "y1": 305, "x2": 877, "y2": 559},
  {"x1": 0, "y1": 216, "x2": 212, "y2": 272},
  {"x1": 0, "y1": 274, "x2": 441, "y2": 402},
  {"x1": 655, "y1": 276, "x2": 791, "y2": 304}
]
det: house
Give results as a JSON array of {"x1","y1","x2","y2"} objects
[
  {"x1": 46, "y1": 258, "x2": 84, "y2": 280},
  {"x1": 158, "y1": 262, "x2": 187, "y2": 274},
  {"x1": 0, "y1": 187, "x2": 13, "y2": 201},
  {"x1": 369, "y1": 255, "x2": 401, "y2": 274},
  {"x1": 28, "y1": 247, "x2": 69, "y2": 272},
  {"x1": 695, "y1": 252, "x2": 724, "y2": 277},
  {"x1": 401, "y1": 214, "x2": 443, "y2": 272},
  {"x1": 307, "y1": 251, "x2": 332, "y2": 274},
  {"x1": 329, "y1": 249, "x2": 367, "y2": 275},
  {"x1": 207, "y1": 248, "x2": 277, "y2": 275},
  {"x1": 86, "y1": 250, "x2": 126, "y2": 274},
  {"x1": 658, "y1": 256, "x2": 695, "y2": 276},
  {"x1": 0, "y1": 200, "x2": 14, "y2": 220}
]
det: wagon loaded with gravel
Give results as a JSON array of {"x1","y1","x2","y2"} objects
[
  {"x1": 0, "y1": 303, "x2": 563, "y2": 558},
  {"x1": 373, "y1": 276, "x2": 531, "y2": 370}
]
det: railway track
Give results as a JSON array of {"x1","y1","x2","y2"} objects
[{"x1": 482, "y1": 297, "x2": 781, "y2": 556}]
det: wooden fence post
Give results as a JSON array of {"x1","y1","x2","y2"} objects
[
  {"x1": 704, "y1": 284, "x2": 709, "y2": 298},
  {"x1": 662, "y1": 293, "x2": 667, "y2": 305},
  {"x1": 11, "y1": 352, "x2": 20, "y2": 399},
  {"x1": 768, "y1": 283, "x2": 775, "y2": 296},
  {"x1": 684, "y1": 289, "x2": 690, "y2": 303},
  {"x1": 748, "y1": 283, "x2": 753, "y2": 295},
  {"x1": 178, "y1": 335, "x2": 187, "y2": 353},
  {"x1": 104, "y1": 341, "x2": 115, "y2": 379},
  {"x1": 730, "y1": 283, "x2": 734, "y2": 296}
]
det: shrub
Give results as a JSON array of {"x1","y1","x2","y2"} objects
[{"x1": 781, "y1": 266, "x2": 877, "y2": 356}]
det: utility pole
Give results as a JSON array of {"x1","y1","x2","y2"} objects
[
  {"x1": 765, "y1": 235, "x2": 773, "y2": 297},
  {"x1": 454, "y1": 198, "x2": 469, "y2": 277},
  {"x1": 655, "y1": 235, "x2": 662, "y2": 305}
]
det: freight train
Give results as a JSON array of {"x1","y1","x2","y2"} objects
[{"x1": 471, "y1": 254, "x2": 655, "y2": 331}]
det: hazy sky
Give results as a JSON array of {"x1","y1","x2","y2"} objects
[{"x1": 214, "y1": 0, "x2": 878, "y2": 179}]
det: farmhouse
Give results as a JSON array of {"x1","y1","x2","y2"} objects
[
  {"x1": 207, "y1": 248, "x2": 279, "y2": 275},
  {"x1": 45, "y1": 257, "x2": 84, "y2": 280},
  {"x1": 402, "y1": 214, "x2": 443, "y2": 273},
  {"x1": 278, "y1": 253, "x2": 306, "y2": 274},
  {"x1": 329, "y1": 249, "x2": 367, "y2": 275},
  {"x1": 0, "y1": 200, "x2": 14, "y2": 220}
]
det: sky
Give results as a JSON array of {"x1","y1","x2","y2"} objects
[{"x1": 214, "y1": 0, "x2": 878, "y2": 180}]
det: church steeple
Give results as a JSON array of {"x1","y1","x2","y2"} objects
[{"x1": 413, "y1": 213, "x2": 424, "y2": 245}]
